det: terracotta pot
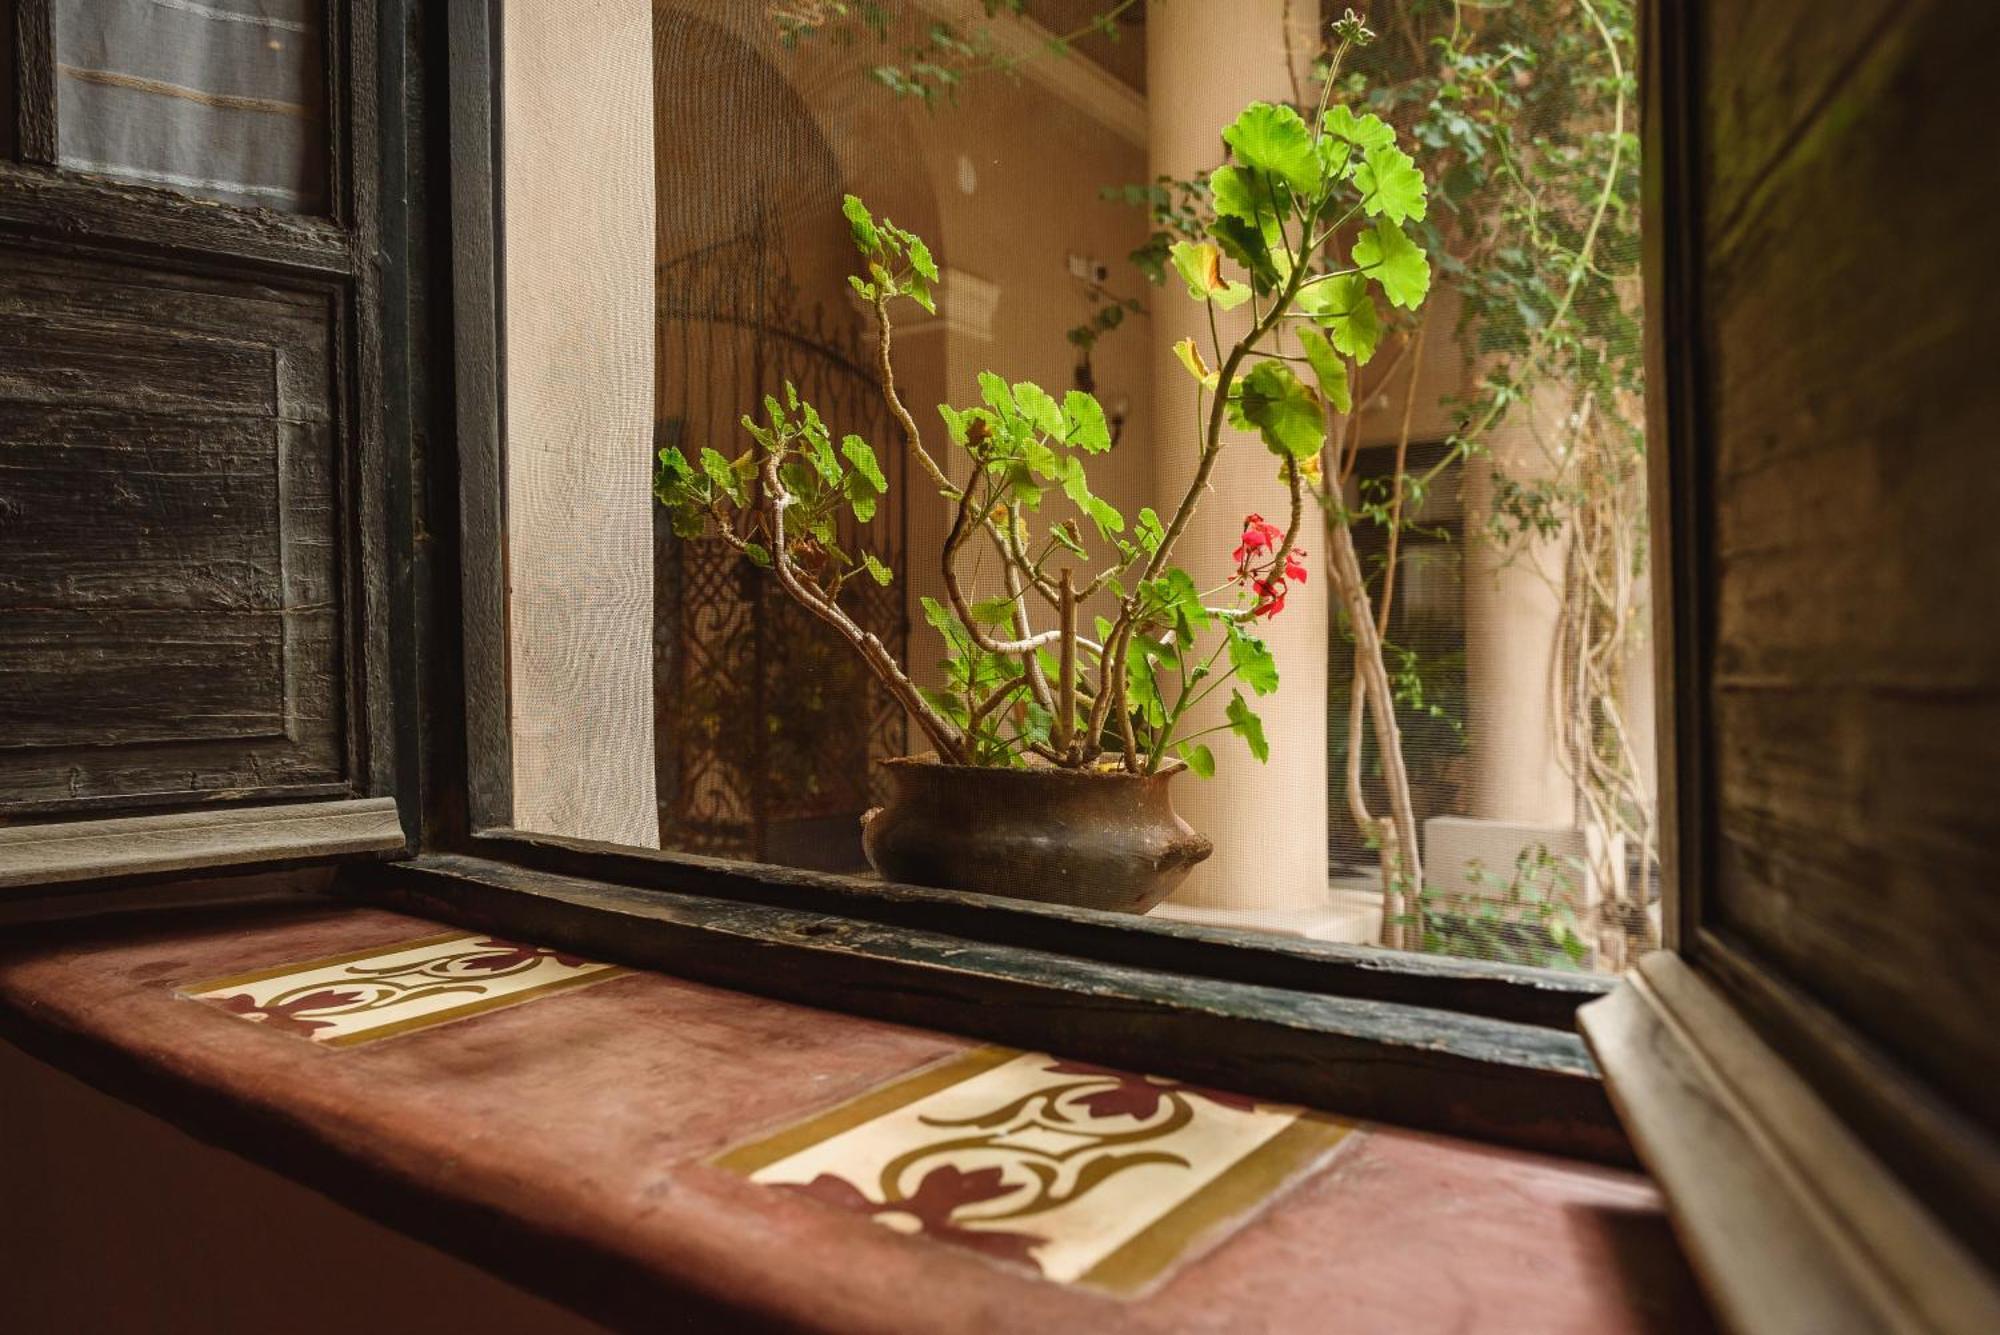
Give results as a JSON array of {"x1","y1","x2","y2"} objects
[{"x1": 861, "y1": 754, "x2": 1213, "y2": 914}]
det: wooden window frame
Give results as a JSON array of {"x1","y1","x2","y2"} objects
[
  {"x1": 0, "y1": 0, "x2": 407, "y2": 886},
  {"x1": 346, "y1": 0, "x2": 1654, "y2": 1170},
  {"x1": 1569, "y1": 2, "x2": 2000, "y2": 1328}
]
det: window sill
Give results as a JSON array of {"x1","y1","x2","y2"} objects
[
  {"x1": 363, "y1": 848, "x2": 1628, "y2": 1164},
  {"x1": 0, "y1": 893, "x2": 1708, "y2": 1333}
]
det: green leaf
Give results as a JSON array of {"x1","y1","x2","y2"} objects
[
  {"x1": 1226, "y1": 622, "x2": 1280, "y2": 695},
  {"x1": 1126, "y1": 654, "x2": 1164, "y2": 729},
  {"x1": 1208, "y1": 214, "x2": 1278, "y2": 295},
  {"x1": 1145, "y1": 566, "x2": 1212, "y2": 641},
  {"x1": 1049, "y1": 519, "x2": 1088, "y2": 558},
  {"x1": 861, "y1": 553, "x2": 894, "y2": 586},
  {"x1": 1169, "y1": 240, "x2": 1254, "y2": 310},
  {"x1": 1061, "y1": 390, "x2": 1113, "y2": 452},
  {"x1": 1226, "y1": 691, "x2": 1270, "y2": 763},
  {"x1": 1303, "y1": 273, "x2": 1383, "y2": 363},
  {"x1": 1323, "y1": 104, "x2": 1396, "y2": 151},
  {"x1": 907, "y1": 236, "x2": 938, "y2": 282},
  {"x1": 1221, "y1": 102, "x2": 1321, "y2": 196},
  {"x1": 1135, "y1": 506, "x2": 1165, "y2": 554},
  {"x1": 805, "y1": 433, "x2": 842, "y2": 485},
  {"x1": 978, "y1": 370, "x2": 1018, "y2": 421},
  {"x1": 1209, "y1": 278, "x2": 1253, "y2": 311},
  {"x1": 655, "y1": 446, "x2": 692, "y2": 487},
  {"x1": 1171, "y1": 338, "x2": 1218, "y2": 390},
  {"x1": 1209, "y1": 164, "x2": 1284, "y2": 245},
  {"x1": 1177, "y1": 742, "x2": 1216, "y2": 778},
  {"x1": 920, "y1": 596, "x2": 971, "y2": 651},
  {"x1": 841, "y1": 195, "x2": 880, "y2": 253},
  {"x1": 742, "y1": 541, "x2": 772, "y2": 568},
  {"x1": 1236, "y1": 361, "x2": 1325, "y2": 461},
  {"x1": 1353, "y1": 219, "x2": 1431, "y2": 310},
  {"x1": 938, "y1": 403, "x2": 971, "y2": 445},
  {"x1": 840, "y1": 434, "x2": 887, "y2": 492},
  {"x1": 1296, "y1": 326, "x2": 1352, "y2": 415},
  {"x1": 1355, "y1": 142, "x2": 1427, "y2": 225},
  {"x1": 1169, "y1": 240, "x2": 1218, "y2": 296},
  {"x1": 1057, "y1": 458, "x2": 1123, "y2": 538},
  {"x1": 1012, "y1": 380, "x2": 1065, "y2": 437},
  {"x1": 699, "y1": 447, "x2": 747, "y2": 506},
  {"x1": 970, "y1": 594, "x2": 1018, "y2": 628}
]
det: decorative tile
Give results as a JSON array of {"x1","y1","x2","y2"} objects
[
  {"x1": 714, "y1": 1048, "x2": 1355, "y2": 1295},
  {"x1": 181, "y1": 933, "x2": 624, "y2": 1047}
]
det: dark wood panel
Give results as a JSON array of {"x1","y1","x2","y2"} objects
[
  {"x1": 0, "y1": 610, "x2": 284, "y2": 748},
  {"x1": 0, "y1": 163, "x2": 354, "y2": 276},
  {"x1": 0, "y1": 243, "x2": 349, "y2": 809},
  {"x1": 1699, "y1": 0, "x2": 1900, "y2": 237},
  {"x1": 0, "y1": 318, "x2": 274, "y2": 414},
  {"x1": 1699, "y1": 0, "x2": 2000, "y2": 1137},
  {"x1": 1, "y1": 0, "x2": 19, "y2": 161},
  {"x1": 0, "y1": 411, "x2": 287, "y2": 608},
  {"x1": 12, "y1": 0, "x2": 52, "y2": 165}
]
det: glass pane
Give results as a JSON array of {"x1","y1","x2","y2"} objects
[
  {"x1": 504, "y1": 0, "x2": 1655, "y2": 976},
  {"x1": 53, "y1": 0, "x2": 326, "y2": 212}
]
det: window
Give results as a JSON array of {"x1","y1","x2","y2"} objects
[{"x1": 471, "y1": 0, "x2": 1656, "y2": 984}]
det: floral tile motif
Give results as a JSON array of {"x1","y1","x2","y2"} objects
[
  {"x1": 713, "y1": 1048, "x2": 1355, "y2": 1295},
  {"x1": 180, "y1": 932, "x2": 624, "y2": 1047}
]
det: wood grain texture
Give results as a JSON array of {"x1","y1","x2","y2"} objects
[
  {"x1": 0, "y1": 246, "x2": 348, "y2": 809},
  {"x1": 1581, "y1": 954, "x2": 2000, "y2": 1334},
  {"x1": 498, "y1": 0, "x2": 657, "y2": 846},
  {"x1": 1698, "y1": 0, "x2": 2000, "y2": 1138},
  {"x1": 342, "y1": 0, "x2": 394, "y2": 804},
  {"x1": 0, "y1": 162, "x2": 353, "y2": 275},
  {"x1": 480, "y1": 827, "x2": 1613, "y2": 1031},
  {"x1": 367, "y1": 853, "x2": 1632, "y2": 1166},
  {"x1": 1, "y1": 0, "x2": 18, "y2": 160},
  {"x1": 0, "y1": 797, "x2": 403, "y2": 890},
  {"x1": 12, "y1": 0, "x2": 53, "y2": 164},
  {"x1": 446, "y1": 0, "x2": 511, "y2": 836}
]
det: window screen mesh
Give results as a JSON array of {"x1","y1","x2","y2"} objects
[{"x1": 525, "y1": 1, "x2": 1653, "y2": 973}]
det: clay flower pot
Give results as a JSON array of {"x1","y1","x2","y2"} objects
[{"x1": 861, "y1": 754, "x2": 1214, "y2": 914}]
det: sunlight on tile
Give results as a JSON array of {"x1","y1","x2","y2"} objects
[
  {"x1": 180, "y1": 933, "x2": 624, "y2": 1047},
  {"x1": 715, "y1": 1048, "x2": 1355, "y2": 1295}
]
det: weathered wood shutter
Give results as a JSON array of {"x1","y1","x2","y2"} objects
[{"x1": 0, "y1": 0, "x2": 402, "y2": 885}]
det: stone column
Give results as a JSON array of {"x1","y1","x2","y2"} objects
[
  {"x1": 1148, "y1": 0, "x2": 1328, "y2": 911},
  {"x1": 1462, "y1": 386, "x2": 1573, "y2": 829}
]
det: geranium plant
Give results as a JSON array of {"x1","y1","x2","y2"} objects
[{"x1": 656, "y1": 13, "x2": 1429, "y2": 777}]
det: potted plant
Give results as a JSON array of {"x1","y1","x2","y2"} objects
[{"x1": 655, "y1": 16, "x2": 1430, "y2": 912}]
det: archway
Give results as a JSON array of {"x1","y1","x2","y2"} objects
[{"x1": 650, "y1": 5, "x2": 942, "y2": 869}]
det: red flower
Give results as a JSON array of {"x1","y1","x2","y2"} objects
[
  {"x1": 784, "y1": 1165, "x2": 1048, "y2": 1269},
  {"x1": 461, "y1": 939, "x2": 593, "y2": 973},
  {"x1": 212, "y1": 988, "x2": 365, "y2": 1038},
  {"x1": 1233, "y1": 515, "x2": 1307, "y2": 618},
  {"x1": 1232, "y1": 513, "x2": 1282, "y2": 566},
  {"x1": 1043, "y1": 1059, "x2": 1261, "y2": 1120}
]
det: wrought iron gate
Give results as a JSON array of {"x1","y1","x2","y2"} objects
[{"x1": 653, "y1": 223, "x2": 909, "y2": 869}]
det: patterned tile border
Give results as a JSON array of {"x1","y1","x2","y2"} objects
[
  {"x1": 714, "y1": 1047, "x2": 1356, "y2": 1296},
  {"x1": 180, "y1": 933, "x2": 625, "y2": 1047}
]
